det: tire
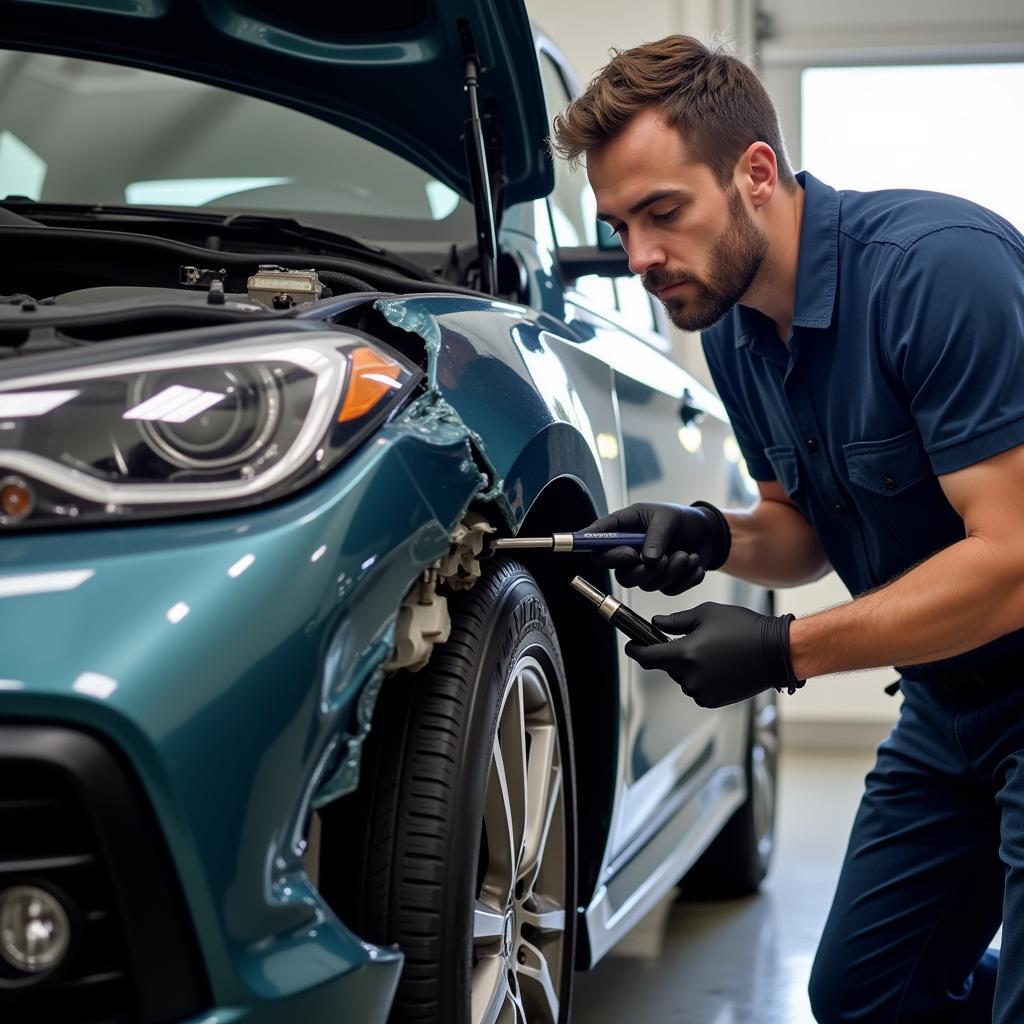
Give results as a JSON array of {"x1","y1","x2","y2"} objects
[
  {"x1": 677, "y1": 687, "x2": 779, "y2": 899},
  {"x1": 321, "y1": 558, "x2": 578, "y2": 1023}
]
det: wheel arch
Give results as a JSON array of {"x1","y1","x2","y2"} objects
[{"x1": 505, "y1": 476, "x2": 619, "y2": 940}]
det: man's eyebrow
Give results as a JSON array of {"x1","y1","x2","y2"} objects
[{"x1": 596, "y1": 189, "x2": 689, "y2": 222}]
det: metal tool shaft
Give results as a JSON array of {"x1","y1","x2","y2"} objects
[
  {"x1": 569, "y1": 576, "x2": 620, "y2": 620},
  {"x1": 490, "y1": 536, "x2": 555, "y2": 549},
  {"x1": 491, "y1": 532, "x2": 646, "y2": 552}
]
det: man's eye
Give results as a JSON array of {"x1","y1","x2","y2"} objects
[
  {"x1": 609, "y1": 224, "x2": 626, "y2": 237},
  {"x1": 651, "y1": 208, "x2": 679, "y2": 223}
]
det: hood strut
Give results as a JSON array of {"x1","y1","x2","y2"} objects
[{"x1": 458, "y1": 19, "x2": 500, "y2": 295}]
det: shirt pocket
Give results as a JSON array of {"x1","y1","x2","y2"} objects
[
  {"x1": 842, "y1": 429, "x2": 932, "y2": 496},
  {"x1": 763, "y1": 444, "x2": 801, "y2": 497}
]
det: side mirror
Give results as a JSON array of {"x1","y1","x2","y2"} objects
[{"x1": 554, "y1": 245, "x2": 629, "y2": 282}]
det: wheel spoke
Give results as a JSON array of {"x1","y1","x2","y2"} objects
[
  {"x1": 474, "y1": 899, "x2": 505, "y2": 945},
  {"x1": 472, "y1": 953, "x2": 506, "y2": 1024},
  {"x1": 756, "y1": 703, "x2": 779, "y2": 754},
  {"x1": 753, "y1": 755, "x2": 776, "y2": 843},
  {"x1": 519, "y1": 895, "x2": 566, "y2": 934},
  {"x1": 500, "y1": 671, "x2": 529, "y2": 868},
  {"x1": 508, "y1": 977, "x2": 528, "y2": 1024},
  {"x1": 520, "y1": 765, "x2": 561, "y2": 892},
  {"x1": 517, "y1": 938, "x2": 561, "y2": 1023},
  {"x1": 752, "y1": 695, "x2": 778, "y2": 846},
  {"x1": 483, "y1": 739, "x2": 517, "y2": 903},
  {"x1": 519, "y1": 723, "x2": 558, "y2": 885}
]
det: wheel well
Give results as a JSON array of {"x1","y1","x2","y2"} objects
[{"x1": 498, "y1": 479, "x2": 619, "y2": 933}]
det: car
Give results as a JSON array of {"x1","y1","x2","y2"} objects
[{"x1": 0, "y1": 3, "x2": 778, "y2": 1022}]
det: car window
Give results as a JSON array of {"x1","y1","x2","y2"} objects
[
  {"x1": 0, "y1": 49, "x2": 475, "y2": 241},
  {"x1": 536, "y1": 50, "x2": 660, "y2": 338},
  {"x1": 537, "y1": 53, "x2": 596, "y2": 249},
  {"x1": 536, "y1": 51, "x2": 618, "y2": 312},
  {"x1": 612, "y1": 276, "x2": 658, "y2": 334}
]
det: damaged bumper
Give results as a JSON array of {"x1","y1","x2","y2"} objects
[{"x1": 0, "y1": 409, "x2": 487, "y2": 1020}]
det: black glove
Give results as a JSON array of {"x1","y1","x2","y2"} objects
[
  {"x1": 583, "y1": 501, "x2": 731, "y2": 595},
  {"x1": 625, "y1": 602, "x2": 804, "y2": 708}
]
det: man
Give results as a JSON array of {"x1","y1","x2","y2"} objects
[{"x1": 551, "y1": 34, "x2": 1024, "y2": 1024}]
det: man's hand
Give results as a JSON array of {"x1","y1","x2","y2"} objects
[
  {"x1": 626, "y1": 602, "x2": 803, "y2": 708},
  {"x1": 584, "y1": 501, "x2": 731, "y2": 595}
]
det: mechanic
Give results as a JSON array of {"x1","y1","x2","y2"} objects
[{"x1": 550, "y1": 34, "x2": 1024, "y2": 1024}]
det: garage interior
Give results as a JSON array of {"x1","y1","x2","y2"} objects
[{"x1": 2, "y1": 0, "x2": 1024, "y2": 1019}]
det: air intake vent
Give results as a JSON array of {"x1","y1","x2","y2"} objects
[
  {"x1": 0, "y1": 726, "x2": 210, "y2": 1024},
  {"x1": 0, "y1": 761, "x2": 135, "y2": 1022}
]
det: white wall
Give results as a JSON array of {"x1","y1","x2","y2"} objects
[{"x1": 526, "y1": 0, "x2": 757, "y2": 85}]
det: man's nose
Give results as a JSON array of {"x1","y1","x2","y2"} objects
[{"x1": 626, "y1": 233, "x2": 666, "y2": 277}]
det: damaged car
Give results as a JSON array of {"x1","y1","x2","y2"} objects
[{"x1": 0, "y1": 3, "x2": 777, "y2": 1022}]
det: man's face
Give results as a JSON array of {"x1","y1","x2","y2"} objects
[{"x1": 588, "y1": 108, "x2": 767, "y2": 332}]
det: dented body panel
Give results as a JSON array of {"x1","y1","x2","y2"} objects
[
  {"x1": 0, "y1": 398, "x2": 481, "y2": 1015},
  {"x1": 377, "y1": 293, "x2": 613, "y2": 529}
]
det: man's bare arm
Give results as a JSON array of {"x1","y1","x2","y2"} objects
[
  {"x1": 721, "y1": 479, "x2": 832, "y2": 588},
  {"x1": 788, "y1": 444, "x2": 1024, "y2": 680}
]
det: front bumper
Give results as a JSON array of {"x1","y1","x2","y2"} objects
[{"x1": 0, "y1": 419, "x2": 482, "y2": 1021}]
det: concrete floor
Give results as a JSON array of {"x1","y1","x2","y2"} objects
[{"x1": 573, "y1": 748, "x2": 877, "y2": 1024}]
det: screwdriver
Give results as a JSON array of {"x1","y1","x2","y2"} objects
[{"x1": 490, "y1": 531, "x2": 646, "y2": 553}]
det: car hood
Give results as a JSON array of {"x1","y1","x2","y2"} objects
[{"x1": 0, "y1": 0, "x2": 553, "y2": 207}]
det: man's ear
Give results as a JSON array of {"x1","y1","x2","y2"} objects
[{"x1": 737, "y1": 142, "x2": 778, "y2": 209}]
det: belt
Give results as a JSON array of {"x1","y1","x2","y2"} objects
[{"x1": 890, "y1": 653, "x2": 1024, "y2": 697}]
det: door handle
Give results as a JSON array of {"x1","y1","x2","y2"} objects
[{"x1": 679, "y1": 388, "x2": 705, "y2": 426}]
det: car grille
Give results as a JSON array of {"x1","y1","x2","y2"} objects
[
  {"x1": 0, "y1": 760, "x2": 135, "y2": 1023},
  {"x1": 0, "y1": 726, "x2": 210, "y2": 1024}
]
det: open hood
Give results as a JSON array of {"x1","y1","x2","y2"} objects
[{"x1": 0, "y1": 0, "x2": 554, "y2": 208}]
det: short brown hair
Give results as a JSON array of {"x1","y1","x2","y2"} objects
[{"x1": 551, "y1": 35, "x2": 795, "y2": 190}]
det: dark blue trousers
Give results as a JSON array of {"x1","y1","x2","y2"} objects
[{"x1": 808, "y1": 675, "x2": 1024, "y2": 1023}]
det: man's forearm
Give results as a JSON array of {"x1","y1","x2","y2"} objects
[
  {"x1": 721, "y1": 500, "x2": 831, "y2": 587},
  {"x1": 789, "y1": 534, "x2": 1024, "y2": 679}
]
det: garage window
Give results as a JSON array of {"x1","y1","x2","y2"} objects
[{"x1": 801, "y1": 63, "x2": 1024, "y2": 230}]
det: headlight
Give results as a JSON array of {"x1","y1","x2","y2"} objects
[{"x1": 0, "y1": 330, "x2": 419, "y2": 529}]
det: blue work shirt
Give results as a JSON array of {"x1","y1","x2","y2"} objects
[{"x1": 701, "y1": 171, "x2": 1024, "y2": 679}]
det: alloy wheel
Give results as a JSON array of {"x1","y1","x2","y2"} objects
[
  {"x1": 750, "y1": 689, "x2": 779, "y2": 863},
  {"x1": 472, "y1": 654, "x2": 567, "y2": 1024}
]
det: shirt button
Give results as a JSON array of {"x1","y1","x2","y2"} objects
[
  {"x1": 806, "y1": 439, "x2": 819, "y2": 454},
  {"x1": 834, "y1": 503, "x2": 847, "y2": 517},
  {"x1": 883, "y1": 476, "x2": 896, "y2": 490}
]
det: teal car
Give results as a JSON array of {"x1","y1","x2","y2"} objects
[{"x1": 0, "y1": 3, "x2": 778, "y2": 1022}]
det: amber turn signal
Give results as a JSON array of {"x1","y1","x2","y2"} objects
[{"x1": 337, "y1": 346, "x2": 404, "y2": 423}]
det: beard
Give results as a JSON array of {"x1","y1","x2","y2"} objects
[{"x1": 643, "y1": 187, "x2": 768, "y2": 332}]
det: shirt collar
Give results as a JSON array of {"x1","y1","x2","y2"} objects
[{"x1": 734, "y1": 170, "x2": 840, "y2": 350}]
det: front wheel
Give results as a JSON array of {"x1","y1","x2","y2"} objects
[{"x1": 321, "y1": 559, "x2": 577, "y2": 1023}]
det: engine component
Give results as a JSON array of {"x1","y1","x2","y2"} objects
[{"x1": 246, "y1": 266, "x2": 322, "y2": 309}]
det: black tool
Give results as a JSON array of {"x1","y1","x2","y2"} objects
[{"x1": 569, "y1": 576, "x2": 669, "y2": 646}]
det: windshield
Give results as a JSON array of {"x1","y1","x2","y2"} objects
[{"x1": 0, "y1": 49, "x2": 475, "y2": 241}]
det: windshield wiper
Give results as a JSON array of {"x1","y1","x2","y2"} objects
[{"x1": 0, "y1": 200, "x2": 437, "y2": 281}]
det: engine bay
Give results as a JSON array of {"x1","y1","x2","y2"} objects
[{"x1": 0, "y1": 205, "x2": 489, "y2": 358}]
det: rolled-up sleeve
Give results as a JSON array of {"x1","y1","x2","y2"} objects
[{"x1": 883, "y1": 226, "x2": 1024, "y2": 475}]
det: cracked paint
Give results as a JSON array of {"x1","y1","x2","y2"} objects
[
  {"x1": 375, "y1": 297, "x2": 510, "y2": 516},
  {"x1": 305, "y1": 301, "x2": 513, "y2": 810}
]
